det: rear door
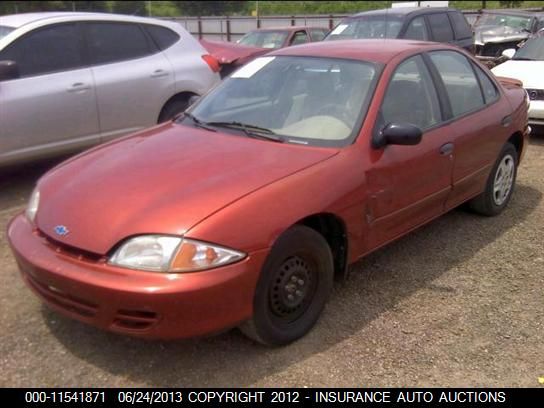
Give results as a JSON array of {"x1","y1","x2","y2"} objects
[
  {"x1": 426, "y1": 50, "x2": 511, "y2": 209},
  {"x1": 84, "y1": 21, "x2": 174, "y2": 142},
  {"x1": 0, "y1": 23, "x2": 99, "y2": 164}
]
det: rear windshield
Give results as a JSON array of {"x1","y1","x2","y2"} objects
[
  {"x1": 325, "y1": 16, "x2": 404, "y2": 40},
  {"x1": 0, "y1": 25, "x2": 15, "y2": 40}
]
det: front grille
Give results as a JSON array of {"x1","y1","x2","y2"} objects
[
  {"x1": 26, "y1": 273, "x2": 98, "y2": 318},
  {"x1": 526, "y1": 89, "x2": 544, "y2": 101},
  {"x1": 37, "y1": 229, "x2": 103, "y2": 262}
]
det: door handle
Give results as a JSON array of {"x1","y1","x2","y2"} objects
[
  {"x1": 150, "y1": 69, "x2": 169, "y2": 78},
  {"x1": 67, "y1": 82, "x2": 90, "y2": 93},
  {"x1": 440, "y1": 142, "x2": 454, "y2": 156},
  {"x1": 501, "y1": 115, "x2": 512, "y2": 127}
]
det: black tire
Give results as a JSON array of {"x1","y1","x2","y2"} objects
[
  {"x1": 239, "y1": 225, "x2": 334, "y2": 346},
  {"x1": 468, "y1": 142, "x2": 518, "y2": 216},
  {"x1": 158, "y1": 97, "x2": 190, "y2": 123}
]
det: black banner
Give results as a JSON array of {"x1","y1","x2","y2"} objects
[{"x1": 2, "y1": 388, "x2": 543, "y2": 406}]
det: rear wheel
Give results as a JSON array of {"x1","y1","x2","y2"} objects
[
  {"x1": 240, "y1": 225, "x2": 334, "y2": 346},
  {"x1": 468, "y1": 142, "x2": 518, "y2": 216}
]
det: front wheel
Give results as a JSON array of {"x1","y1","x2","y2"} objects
[
  {"x1": 468, "y1": 142, "x2": 518, "y2": 216},
  {"x1": 240, "y1": 225, "x2": 334, "y2": 346}
]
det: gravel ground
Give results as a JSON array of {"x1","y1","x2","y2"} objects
[{"x1": 0, "y1": 137, "x2": 543, "y2": 388}]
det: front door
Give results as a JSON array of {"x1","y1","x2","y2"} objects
[
  {"x1": 0, "y1": 23, "x2": 99, "y2": 164},
  {"x1": 365, "y1": 54, "x2": 454, "y2": 249}
]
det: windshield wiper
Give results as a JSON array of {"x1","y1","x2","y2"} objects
[
  {"x1": 512, "y1": 57, "x2": 535, "y2": 61},
  {"x1": 205, "y1": 121, "x2": 285, "y2": 143},
  {"x1": 183, "y1": 112, "x2": 217, "y2": 132}
]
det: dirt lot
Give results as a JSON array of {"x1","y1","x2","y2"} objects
[{"x1": 1, "y1": 137, "x2": 543, "y2": 388}]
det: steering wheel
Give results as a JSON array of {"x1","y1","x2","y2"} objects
[{"x1": 315, "y1": 103, "x2": 354, "y2": 128}]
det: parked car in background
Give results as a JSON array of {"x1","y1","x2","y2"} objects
[
  {"x1": 200, "y1": 26, "x2": 329, "y2": 77},
  {"x1": 474, "y1": 10, "x2": 544, "y2": 63},
  {"x1": 0, "y1": 12, "x2": 220, "y2": 167},
  {"x1": 325, "y1": 7, "x2": 474, "y2": 52},
  {"x1": 492, "y1": 35, "x2": 544, "y2": 130},
  {"x1": 8, "y1": 40, "x2": 528, "y2": 346}
]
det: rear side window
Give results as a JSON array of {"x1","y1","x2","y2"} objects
[
  {"x1": 473, "y1": 63, "x2": 499, "y2": 104},
  {"x1": 427, "y1": 13, "x2": 454, "y2": 42},
  {"x1": 86, "y1": 22, "x2": 153, "y2": 65},
  {"x1": 0, "y1": 23, "x2": 82, "y2": 78},
  {"x1": 143, "y1": 24, "x2": 180, "y2": 50},
  {"x1": 429, "y1": 51, "x2": 484, "y2": 117},
  {"x1": 404, "y1": 17, "x2": 428, "y2": 40},
  {"x1": 448, "y1": 12, "x2": 472, "y2": 40},
  {"x1": 290, "y1": 31, "x2": 309, "y2": 46},
  {"x1": 310, "y1": 28, "x2": 327, "y2": 41}
]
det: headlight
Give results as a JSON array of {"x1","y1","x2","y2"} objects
[
  {"x1": 25, "y1": 188, "x2": 40, "y2": 223},
  {"x1": 109, "y1": 235, "x2": 245, "y2": 273}
]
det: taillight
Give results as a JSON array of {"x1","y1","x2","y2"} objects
[{"x1": 202, "y1": 54, "x2": 220, "y2": 73}]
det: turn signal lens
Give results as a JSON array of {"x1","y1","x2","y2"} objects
[
  {"x1": 170, "y1": 239, "x2": 245, "y2": 272},
  {"x1": 26, "y1": 188, "x2": 40, "y2": 223}
]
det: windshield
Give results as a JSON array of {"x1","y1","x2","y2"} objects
[
  {"x1": 184, "y1": 56, "x2": 379, "y2": 147},
  {"x1": 325, "y1": 16, "x2": 404, "y2": 40},
  {"x1": 0, "y1": 25, "x2": 15, "y2": 40},
  {"x1": 476, "y1": 13, "x2": 532, "y2": 31},
  {"x1": 514, "y1": 37, "x2": 544, "y2": 60},
  {"x1": 237, "y1": 30, "x2": 289, "y2": 48}
]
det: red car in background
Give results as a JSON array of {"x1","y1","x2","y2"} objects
[
  {"x1": 201, "y1": 26, "x2": 329, "y2": 77},
  {"x1": 8, "y1": 40, "x2": 529, "y2": 346}
]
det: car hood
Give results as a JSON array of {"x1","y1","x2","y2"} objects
[
  {"x1": 474, "y1": 24, "x2": 529, "y2": 45},
  {"x1": 36, "y1": 123, "x2": 338, "y2": 255},
  {"x1": 492, "y1": 60, "x2": 544, "y2": 89},
  {"x1": 200, "y1": 39, "x2": 269, "y2": 64}
]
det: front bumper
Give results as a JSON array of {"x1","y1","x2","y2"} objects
[
  {"x1": 7, "y1": 214, "x2": 268, "y2": 339},
  {"x1": 528, "y1": 100, "x2": 544, "y2": 126}
]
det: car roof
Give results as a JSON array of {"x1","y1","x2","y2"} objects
[
  {"x1": 0, "y1": 11, "x2": 170, "y2": 29},
  {"x1": 351, "y1": 7, "x2": 455, "y2": 18},
  {"x1": 269, "y1": 39, "x2": 453, "y2": 64},
  {"x1": 250, "y1": 26, "x2": 328, "y2": 32},
  {"x1": 481, "y1": 9, "x2": 544, "y2": 17}
]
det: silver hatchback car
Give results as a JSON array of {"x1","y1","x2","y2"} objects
[{"x1": 0, "y1": 12, "x2": 220, "y2": 166}]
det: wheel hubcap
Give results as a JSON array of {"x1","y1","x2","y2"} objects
[
  {"x1": 493, "y1": 154, "x2": 515, "y2": 206},
  {"x1": 270, "y1": 256, "x2": 316, "y2": 322}
]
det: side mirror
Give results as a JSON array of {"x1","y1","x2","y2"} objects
[
  {"x1": 374, "y1": 123, "x2": 422, "y2": 148},
  {"x1": 0, "y1": 60, "x2": 19, "y2": 81},
  {"x1": 501, "y1": 48, "x2": 516, "y2": 59}
]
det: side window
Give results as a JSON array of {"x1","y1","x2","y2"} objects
[
  {"x1": 143, "y1": 25, "x2": 180, "y2": 50},
  {"x1": 448, "y1": 12, "x2": 473, "y2": 40},
  {"x1": 380, "y1": 55, "x2": 441, "y2": 130},
  {"x1": 310, "y1": 28, "x2": 327, "y2": 42},
  {"x1": 86, "y1": 22, "x2": 153, "y2": 65},
  {"x1": 427, "y1": 13, "x2": 454, "y2": 42},
  {"x1": 0, "y1": 23, "x2": 82, "y2": 78},
  {"x1": 473, "y1": 63, "x2": 499, "y2": 104},
  {"x1": 429, "y1": 51, "x2": 484, "y2": 117},
  {"x1": 404, "y1": 17, "x2": 428, "y2": 41},
  {"x1": 290, "y1": 31, "x2": 309, "y2": 46}
]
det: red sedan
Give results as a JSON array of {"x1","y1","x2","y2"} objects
[
  {"x1": 201, "y1": 26, "x2": 329, "y2": 77},
  {"x1": 8, "y1": 40, "x2": 529, "y2": 346}
]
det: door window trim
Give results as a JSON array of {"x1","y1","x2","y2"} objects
[
  {"x1": 0, "y1": 22, "x2": 87, "y2": 79},
  {"x1": 82, "y1": 21, "x2": 159, "y2": 68}
]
